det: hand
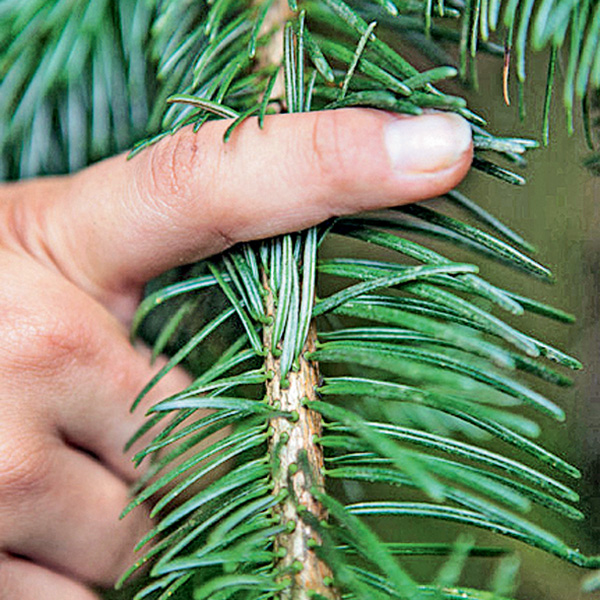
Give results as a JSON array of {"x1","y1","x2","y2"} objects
[{"x1": 0, "y1": 108, "x2": 472, "y2": 598}]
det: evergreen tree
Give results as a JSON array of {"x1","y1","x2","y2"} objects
[{"x1": 2, "y1": 1, "x2": 600, "y2": 598}]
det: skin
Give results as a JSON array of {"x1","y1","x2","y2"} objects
[{"x1": 0, "y1": 108, "x2": 472, "y2": 599}]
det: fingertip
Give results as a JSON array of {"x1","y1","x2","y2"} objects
[
  {"x1": 290, "y1": 108, "x2": 473, "y2": 215},
  {"x1": 385, "y1": 131, "x2": 474, "y2": 206},
  {"x1": 384, "y1": 112, "x2": 473, "y2": 175}
]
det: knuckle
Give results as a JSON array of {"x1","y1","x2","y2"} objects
[
  {"x1": 143, "y1": 126, "x2": 236, "y2": 253},
  {"x1": 144, "y1": 130, "x2": 208, "y2": 216},
  {"x1": 208, "y1": 221, "x2": 237, "y2": 252},
  {"x1": 0, "y1": 306, "x2": 96, "y2": 377},
  {"x1": 308, "y1": 110, "x2": 356, "y2": 191},
  {"x1": 0, "y1": 436, "x2": 51, "y2": 501},
  {"x1": 21, "y1": 315, "x2": 84, "y2": 370},
  {"x1": 147, "y1": 134, "x2": 190, "y2": 202}
]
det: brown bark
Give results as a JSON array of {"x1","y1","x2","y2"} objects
[
  {"x1": 255, "y1": 4, "x2": 339, "y2": 596},
  {"x1": 263, "y1": 285, "x2": 338, "y2": 600}
]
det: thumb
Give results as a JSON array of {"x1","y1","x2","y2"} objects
[{"x1": 26, "y1": 108, "x2": 473, "y2": 319}]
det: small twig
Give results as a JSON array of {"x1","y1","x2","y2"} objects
[{"x1": 264, "y1": 277, "x2": 339, "y2": 600}]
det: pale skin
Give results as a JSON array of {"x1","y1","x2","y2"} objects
[{"x1": 0, "y1": 108, "x2": 473, "y2": 599}]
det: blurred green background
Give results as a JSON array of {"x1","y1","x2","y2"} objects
[{"x1": 429, "y1": 51, "x2": 600, "y2": 599}]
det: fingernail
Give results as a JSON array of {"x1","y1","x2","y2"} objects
[{"x1": 384, "y1": 112, "x2": 472, "y2": 174}]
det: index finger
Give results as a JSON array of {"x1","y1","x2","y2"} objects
[{"x1": 4, "y1": 109, "x2": 473, "y2": 321}]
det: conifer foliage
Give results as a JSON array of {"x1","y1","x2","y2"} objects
[{"x1": 2, "y1": 1, "x2": 600, "y2": 599}]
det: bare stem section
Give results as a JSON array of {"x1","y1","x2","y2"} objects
[
  {"x1": 264, "y1": 289, "x2": 338, "y2": 600},
  {"x1": 256, "y1": 2, "x2": 338, "y2": 596}
]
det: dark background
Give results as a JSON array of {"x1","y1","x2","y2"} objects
[{"x1": 438, "y1": 50, "x2": 600, "y2": 599}]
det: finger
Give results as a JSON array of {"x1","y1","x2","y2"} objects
[
  {"x1": 52, "y1": 341, "x2": 194, "y2": 483},
  {"x1": 9, "y1": 109, "x2": 472, "y2": 317},
  {"x1": 0, "y1": 252, "x2": 190, "y2": 482},
  {"x1": 0, "y1": 554, "x2": 101, "y2": 600},
  {"x1": 0, "y1": 433, "x2": 152, "y2": 586}
]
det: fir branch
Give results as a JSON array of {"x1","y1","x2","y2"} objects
[{"x1": 4, "y1": 1, "x2": 600, "y2": 599}]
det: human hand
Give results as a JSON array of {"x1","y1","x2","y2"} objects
[{"x1": 0, "y1": 108, "x2": 472, "y2": 598}]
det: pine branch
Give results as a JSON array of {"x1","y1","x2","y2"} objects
[
  {"x1": 115, "y1": 2, "x2": 600, "y2": 598},
  {"x1": 3, "y1": 1, "x2": 600, "y2": 599}
]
